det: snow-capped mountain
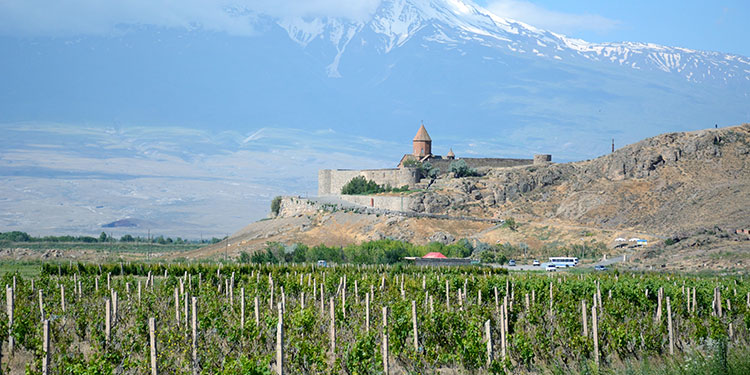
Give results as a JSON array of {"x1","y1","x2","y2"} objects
[{"x1": 279, "y1": 0, "x2": 750, "y2": 85}]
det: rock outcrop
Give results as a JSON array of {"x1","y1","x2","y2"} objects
[{"x1": 408, "y1": 124, "x2": 750, "y2": 236}]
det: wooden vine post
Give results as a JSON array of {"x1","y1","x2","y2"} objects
[
  {"x1": 112, "y1": 291, "x2": 118, "y2": 324},
  {"x1": 499, "y1": 308, "x2": 506, "y2": 360},
  {"x1": 60, "y1": 285, "x2": 65, "y2": 313},
  {"x1": 6, "y1": 285, "x2": 13, "y2": 354},
  {"x1": 411, "y1": 300, "x2": 418, "y2": 351},
  {"x1": 485, "y1": 319, "x2": 492, "y2": 367},
  {"x1": 365, "y1": 292, "x2": 370, "y2": 332},
  {"x1": 192, "y1": 297, "x2": 198, "y2": 375},
  {"x1": 342, "y1": 285, "x2": 346, "y2": 318},
  {"x1": 582, "y1": 300, "x2": 588, "y2": 336},
  {"x1": 445, "y1": 279, "x2": 450, "y2": 310},
  {"x1": 175, "y1": 287, "x2": 180, "y2": 324},
  {"x1": 183, "y1": 292, "x2": 189, "y2": 329},
  {"x1": 42, "y1": 319, "x2": 50, "y2": 375},
  {"x1": 592, "y1": 305, "x2": 599, "y2": 366},
  {"x1": 39, "y1": 289, "x2": 44, "y2": 320},
  {"x1": 149, "y1": 317, "x2": 158, "y2": 375},
  {"x1": 667, "y1": 296, "x2": 674, "y2": 355},
  {"x1": 549, "y1": 282, "x2": 553, "y2": 316},
  {"x1": 329, "y1": 297, "x2": 336, "y2": 359},
  {"x1": 240, "y1": 287, "x2": 245, "y2": 330},
  {"x1": 494, "y1": 286, "x2": 499, "y2": 312},
  {"x1": 382, "y1": 306, "x2": 389, "y2": 375},
  {"x1": 655, "y1": 287, "x2": 662, "y2": 323},
  {"x1": 276, "y1": 302, "x2": 284, "y2": 375},
  {"x1": 105, "y1": 299, "x2": 111, "y2": 345}
]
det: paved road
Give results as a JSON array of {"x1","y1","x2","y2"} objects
[
  {"x1": 596, "y1": 254, "x2": 626, "y2": 267},
  {"x1": 494, "y1": 253, "x2": 630, "y2": 272}
]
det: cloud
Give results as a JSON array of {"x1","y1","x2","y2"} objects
[
  {"x1": 486, "y1": 0, "x2": 619, "y2": 34},
  {"x1": 0, "y1": 0, "x2": 382, "y2": 36}
]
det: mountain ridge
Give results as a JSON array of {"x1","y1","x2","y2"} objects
[{"x1": 276, "y1": 0, "x2": 750, "y2": 84}]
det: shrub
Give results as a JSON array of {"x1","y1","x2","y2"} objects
[
  {"x1": 271, "y1": 196, "x2": 282, "y2": 216},
  {"x1": 502, "y1": 217, "x2": 518, "y2": 231},
  {"x1": 340, "y1": 177, "x2": 410, "y2": 195},
  {"x1": 404, "y1": 159, "x2": 440, "y2": 179},
  {"x1": 449, "y1": 159, "x2": 478, "y2": 178}
]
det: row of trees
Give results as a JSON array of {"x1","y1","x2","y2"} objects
[
  {"x1": 0, "y1": 231, "x2": 222, "y2": 245},
  {"x1": 240, "y1": 239, "x2": 476, "y2": 265},
  {"x1": 238, "y1": 238, "x2": 609, "y2": 266}
]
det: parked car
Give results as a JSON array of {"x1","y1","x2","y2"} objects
[
  {"x1": 532, "y1": 260, "x2": 540, "y2": 266},
  {"x1": 545, "y1": 264, "x2": 557, "y2": 272},
  {"x1": 508, "y1": 260, "x2": 516, "y2": 267},
  {"x1": 317, "y1": 260, "x2": 328, "y2": 267},
  {"x1": 594, "y1": 265, "x2": 608, "y2": 271}
]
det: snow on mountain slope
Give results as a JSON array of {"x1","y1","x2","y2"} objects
[{"x1": 277, "y1": 0, "x2": 750, "y2": 85}]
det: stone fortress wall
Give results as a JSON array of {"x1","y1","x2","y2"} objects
[
  {"x1": 318, "y1": 168, "x2": 420, "y2": 196},
  {"x1": 337, "y1": 194, "x2": 413, "y2": 211},
  {"x1": 427, "y1": 157, "x2": 534, "y2": 172}
]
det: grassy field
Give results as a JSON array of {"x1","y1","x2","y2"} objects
[{"x1": 0, "y1": 261, "x2": 41, "y2": 278}]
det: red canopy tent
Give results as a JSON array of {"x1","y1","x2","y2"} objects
[{"x1": 422, "y1": 252, "x2": 447, "y2": 259}]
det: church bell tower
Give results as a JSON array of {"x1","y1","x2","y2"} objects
[{"x1": 412, "y1": 123, "x2": 432, "y2": 157}]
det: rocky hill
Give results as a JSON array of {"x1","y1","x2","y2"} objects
[
  {"x1": 185, "y1": 125, "x2": 750, "y2": 271},
  {"x1": 409, "y1": 124, "x2": 750, "y2": 236}
]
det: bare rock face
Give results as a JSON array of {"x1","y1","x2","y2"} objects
[
  {"x1": 409, "y1": 193, "x2": 453, "y2": 213},
  {"x1": 405, "y1": 124, "x2": 750, "y2": 236},
  {"x1": 587, "y1": 128, "x2": 742, "y2": 180},
  {"x1": 427, "y1": 231, "x2": 455, "y2": 244}
]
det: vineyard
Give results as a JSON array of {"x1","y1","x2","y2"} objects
[{"x1": 0, "y1": 263, "x2": 748, "y2": 374}]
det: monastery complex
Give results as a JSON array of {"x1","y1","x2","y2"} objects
[{"x1": 318, "y1": 124, "x2": 551, "y2": 196}]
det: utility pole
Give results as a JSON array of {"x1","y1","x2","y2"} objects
[{"x1": 225, "y1": 233, "x2": 229, "y2": 262}]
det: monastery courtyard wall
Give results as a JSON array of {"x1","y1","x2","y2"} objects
[{"x1": 318, "y1": 168, "x2": 420, "y2": 196}]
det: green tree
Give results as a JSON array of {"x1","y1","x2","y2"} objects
[
  {"x1": 341, "y1": 176, "x2": 384, "y2": 195},
  {"x1": 271, "y1": 196, "x2": 282, "y2": 216},
  {"x1": 0, "y1": 231, "x2": 32, "y2": 242},
  {"x1": 449, "y1": 159, "x2": 478, "y2": 178},
  {"x1": 404, "y1": 159, "x2": 439, "y2": 180},
  {"x1": 99, "y1": 232, "x2": 108, "y2": 242}
]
